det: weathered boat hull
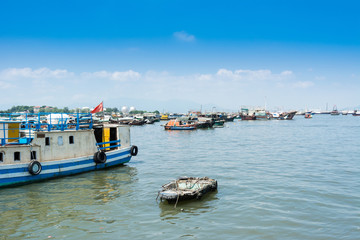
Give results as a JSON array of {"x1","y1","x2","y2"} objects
[
  {"x1": 159, "y1": 177, "x2": 217, "y2": 203},
  {"x1": 0, "y1": 147, "x2": 132, "y2": 188}
]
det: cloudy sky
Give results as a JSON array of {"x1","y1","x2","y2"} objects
[{"x1": 0, "y1": 0, "x2": 359, "y2": 112}]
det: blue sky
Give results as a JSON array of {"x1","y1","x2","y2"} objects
[{"x1": 0, "y1": 0, "x2": 359, "y2": 112}]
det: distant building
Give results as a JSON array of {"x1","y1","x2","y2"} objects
[{"x1": 33, "y1": 106, "x2": 40, "y2": 113}]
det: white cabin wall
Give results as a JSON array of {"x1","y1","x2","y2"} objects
[
  {"x1": 32, "y1": 130, "x2": 98, "y2": 161},
  {"x1": 0, "y1": 145, "x2": 41, "y2": 164},
  {"x1": 118, "y1": 126, "x2": 130, "y2": 147}
]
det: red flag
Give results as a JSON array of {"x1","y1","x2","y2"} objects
[{"x1": 91, "y1": 102, "x2": 103, "y2": 114}]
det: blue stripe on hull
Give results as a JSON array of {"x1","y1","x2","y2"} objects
[
  {"x1": 0, "y1": 150, "x2": 131, "y2": 174},
  {"x1": 0, "y1": 150, "x2": 132, "y2": 188}
]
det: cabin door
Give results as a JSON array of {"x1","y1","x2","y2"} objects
[{"x1": 109, "y1": 127, "x2": 117, "y2": 150}]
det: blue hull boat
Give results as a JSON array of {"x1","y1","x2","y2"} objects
[
  {"x1": 0, "y1": 112, "x2": 138, "y2": 188},
  {"x1": 168, "y1": 126, "x2": 195, "y2": 130}
]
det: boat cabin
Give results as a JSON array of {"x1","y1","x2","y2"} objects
[{"x1": 0, "y1": 113, "x2": 130, "y2": 165}]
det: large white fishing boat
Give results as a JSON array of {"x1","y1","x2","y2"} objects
[{"x1": 0, "y1": 112, "x2": 138, "y2": 188}]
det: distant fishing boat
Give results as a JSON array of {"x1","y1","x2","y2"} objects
[
  {"x1": 239, "y1": 108, "x2": 256, "y2": 120},
  {"x1": 213, "y1": 120, "x2": 225, "y2": 128},
  {"x1": 160, "y1": 114, "x2": 169, "y2": 120},
  {"x1": 331, "y1": 105, "x2": 340, "y2": 115},
  {"x1": 305, "y1": 112, "x2": 312, "y2": 119},
  {"x1": 353, "y1": 110, "x2": 360, "y2": 116},
  {"x1": 195, "y1": 117, "x2": 214, "y2": 128},
  {"x1": 158, "y1": 177, "x2": 217, "y2": 203},
  {"x1": 164, "y1": 119, "x2": 196, "y2": 130},
  {"x1": 0, "y1": 112, "x2": 138, "y2": 188},
  {"x1": 279, "y1": 111, "x2": 297, "y2": 120}
]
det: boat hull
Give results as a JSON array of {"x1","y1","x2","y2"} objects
[
  {"x1": 241, "y1": 116, "x2": 257, "y2": 120},
  {"x1": 167, "y1": 126, "x2": 195, "y2": 130},
  {"x1": 159, "y1": 177, "x2": 217, "y2": 203},
  {"x1": 0, "y1": 147, "x2": 132, "y2": 188}
]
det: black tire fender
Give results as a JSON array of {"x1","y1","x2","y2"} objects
[
  {"x1": 28, "y1": 161, "x2": 42, "y2": 175},
  {"x1": 130, "y1": 145, "x2": 138, "y2": 156},
  {"x1": 94, "y1": 151, "x2": 107, "y2": 164}
]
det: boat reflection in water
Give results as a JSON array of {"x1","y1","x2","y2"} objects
[
  {"x1": 158, "y1": 190, "x2": 219, "y2": 219},
  {"x1": 0, "y1": 165, "x2": 138, "y2": 238}
]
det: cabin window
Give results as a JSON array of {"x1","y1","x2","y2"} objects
[
  {"x1": 45, "y1": 137, "x2": 50, "y2": 146},
  {"x1": 0, "y1": 152, "x2": 3, "y2": 162},
  {"x1": 69, "y1": 136, "x2": 74, "y2": 144},
  {"x1": 14, "y1": 152, "x2": 20, "y2": 161},
  {"x1": 30, "y1": 151, "x2": 36, "y2": 160},
  {"x1": 58, "y1": 136, "x2": 63, "y2": 146}
]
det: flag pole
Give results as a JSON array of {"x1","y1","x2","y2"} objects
[{"x1": 102, "y1": 100, "x2": 104, "y2": 120}]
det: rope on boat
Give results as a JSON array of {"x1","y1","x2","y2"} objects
[
  {"x1": 156, "y1": 191, "x2": 160, "y2": 202},
  {"x1": 174, "y1": 178, "x2": 201, "y2": 208},
  {"x1": 174, "y1": 180, "x2": 180, "y2": 208}
]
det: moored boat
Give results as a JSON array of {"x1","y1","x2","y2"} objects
[
  {"x1": 0, "y1": 112, "x2": 138, "y2": 188},
  {"x1": 164, "y1": 119, "x2": 196, "y2": 130},
  {"x1": 305, "y1": 112, "x2": 312, "y2": 118},
  {"x1": 158, "y1": 177, "x2": 217, "y2": 203},
  {"x1": 353, "y1": 110, "x2": 360, "y2": 116},
  {"x1": 213, "y1": 120, "x2": 225, "y2": 128},
  {"x1": 160, "y1": 114, "x2": 169, "y2": 120},
  {"x1": 239, "y1": 108, "x2": 257, "y2": 120},
  {"x1": 331, "y1": 105, "x2": 340, "y2": 115},
  {"x1": 279, "y1": 111, "x2": 297, "y2": 120},
  {"x1": 195, "y1": 117, "x2": 215, "y2": 129}
]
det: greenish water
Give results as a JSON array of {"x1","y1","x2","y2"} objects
[{"x1": 1, "y1": 115, "x2": 360, "y2": 239}]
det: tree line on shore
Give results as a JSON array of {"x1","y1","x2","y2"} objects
[{"x1": 0, "y1": 105, "x2": 159, "y2": 115}]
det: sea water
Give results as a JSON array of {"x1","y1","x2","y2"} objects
[{"x1": 0, "y1": 115, "x2": 359, "y2": 239}]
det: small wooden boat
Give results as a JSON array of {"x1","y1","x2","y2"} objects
[
  {"x1": 305, "y1": 112, "x2": 312, "y2": 119},
  {"x1": 158, "y1": 177, "x2": 217, "y2": 203}
]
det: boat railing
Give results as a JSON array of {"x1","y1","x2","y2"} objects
[
  {"x1": 96, "y1": 140, "x2": 121, "y2": 150},
  {"x1": 0, "y1": 112, "x2": 93, "y2": 146}
]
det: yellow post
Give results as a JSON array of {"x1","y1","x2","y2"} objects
[{"x1": 102, "y1": 127, "x2": 110, "y2": 149}]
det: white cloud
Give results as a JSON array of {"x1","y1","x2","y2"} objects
[
  {"x1": 216, "y1": 68, "x2": 237, "y2": 78},
  {"x1": 111, "y1": 70, "x2": 141, "y2": 81},
  {"x1": 82, "y1": 70, "x2": 141, "y2": 81},
  {"x1": 0, "y1": 67, "x2": 73, "y2": 79},
  {"x1": 173, "y1": 31, "x2": 195, "y2": 42},
  {"x1": 197, "y1": 74, "x2": 212, "y2": 81},
  {"x1": 293, "y1": 81, "x2": 314, "y2": 88},
  {"x1": 281, "y1": 70, "x2": 293, "y2": 76},
  {"x1": 216, "y1": 68, "x2": 292, "y2": 81}
]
